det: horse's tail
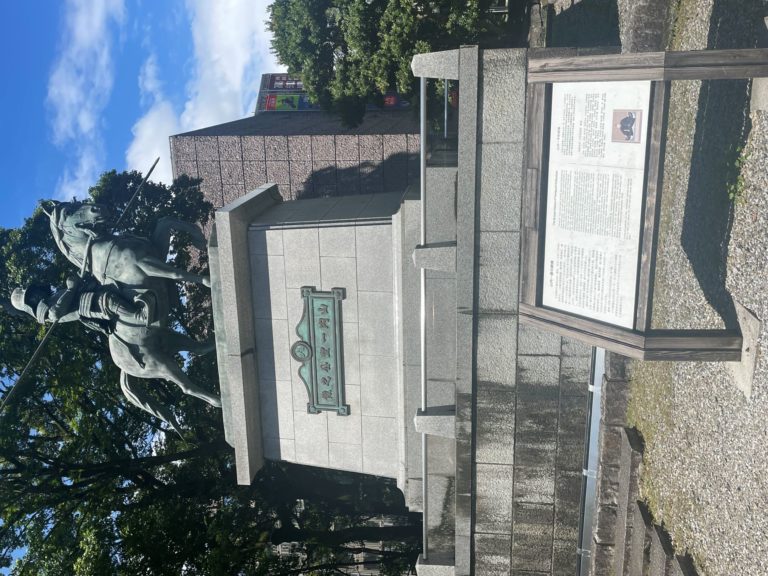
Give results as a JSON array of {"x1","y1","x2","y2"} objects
[{"x1": 119, "y1": 371, "x2": 182, "y2": 438}]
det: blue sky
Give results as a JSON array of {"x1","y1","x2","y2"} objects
[{"x1": 0, "y1": 0, "x2": 283, "y2": 230}]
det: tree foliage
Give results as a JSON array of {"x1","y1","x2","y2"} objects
[
  {"x1": 267, "y1": 0, "x2": 500, "y2": 126},
  {"x1": 0, "y1": 171, "x2": 419, "y2": 574}
]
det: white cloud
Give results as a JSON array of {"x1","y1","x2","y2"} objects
[
  {"x1": 126, "y1": 99, "x2": 180, "y2": 185},
  {"x1": 126, "y1": 0, "x2": 284, "y2": 185},
  {"x1": 47, "y1": 0, "x2": 125, "y2": 199}
]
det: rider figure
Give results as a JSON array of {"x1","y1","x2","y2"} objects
[{"x1": 11, "y1": 275, "x2": 146, "y2": 333}]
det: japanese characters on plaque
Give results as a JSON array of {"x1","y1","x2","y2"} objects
[{"x1": 290, "y1": 287, "x2": 349, "y2": 416}]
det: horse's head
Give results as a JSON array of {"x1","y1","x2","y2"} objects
[{"x1": 43, "y1": 200, "x2": 113, "y2": 269}]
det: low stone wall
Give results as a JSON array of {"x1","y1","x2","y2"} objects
[{"x1": 617, "y1": 0, "x2": 673, "y2": 52}]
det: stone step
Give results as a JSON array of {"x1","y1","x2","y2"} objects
[
  {"x1": 648, "y1": 524, "x2": 673, "y2": 576},
  {"x1": 621, "y1": 429, "x2": 644, "y2": 576},
  {"x1": 624, "y1": 500, "x2": 650, "y2": 576}
]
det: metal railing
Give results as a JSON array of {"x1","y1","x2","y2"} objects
[
  {"x1": 419, "y1": 75, "x2": 429, "y2": 561},
  {"x1": 577, "y1": 347, "x2": 606, "y2": 575}
]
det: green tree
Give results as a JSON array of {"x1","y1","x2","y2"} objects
[
  {"x1": 0, "y1": 171, "x2": 420, "y2": 574},
  {"x1": 267, "y1": 0, "x2": 499, "y2": 126}
]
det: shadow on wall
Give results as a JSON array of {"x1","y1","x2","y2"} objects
[
  {"x1": 679, "y1": 3, "x2": 766, "y2": 330},
  {"x1": 293, "y1": 151, "x2": 417, "y2": 201},
  {"x1": 546, "y1": 0, "x2": 620, "y2": 48}
]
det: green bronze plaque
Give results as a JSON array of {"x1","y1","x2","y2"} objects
[{"x1": 290, "y1": 286, "x2": 349, "y2": 415}]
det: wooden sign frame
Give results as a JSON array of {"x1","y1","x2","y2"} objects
[{"x1": 519, "y1": 48, "x2": 768, "y2": 361}]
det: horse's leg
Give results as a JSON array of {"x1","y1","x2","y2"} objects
[
  {"x1": 136, "y1": 256, "x2": 211, "y2": 287},
  {"x1": 162, "y1": 329, "x2": 215, "y2": 355},
  {"x1": 151, "y1": 217, "x2": 206, "y2": 255},
  {"x1": 163, "y1": 362, "x2": 222, "y2": 408}
]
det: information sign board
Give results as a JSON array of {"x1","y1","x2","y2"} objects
[{"x1": 542, "y1": 81, "x2": 652, "y2": 328}]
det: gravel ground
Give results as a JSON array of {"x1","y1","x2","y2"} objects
[{"x1": 626, "y1": 1, "x2": 768, "y2": 575}]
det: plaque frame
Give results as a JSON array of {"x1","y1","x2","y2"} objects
[
  {"x1": 517, "y1": 49, "x2": 768, "y2": 361},
  {"x1": 290, "y1": 286, "x2": 350, "y2": 415}
]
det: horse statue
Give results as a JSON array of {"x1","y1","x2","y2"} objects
[{"x1": 33, "y1": 199, "x2": 221, "y2": 431}]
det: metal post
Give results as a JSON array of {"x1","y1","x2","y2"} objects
[
  {"x1": 443, "y1": 79, "x2": 449, "y2": 140},
  {"x1": 419, "y1": 75, "x2": 429, "y2": 561}
]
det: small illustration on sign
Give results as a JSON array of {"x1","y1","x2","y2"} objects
[{"x1": 612, "y1": 109, "x2": 643, "y2": 143}]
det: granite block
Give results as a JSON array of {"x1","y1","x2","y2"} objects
[
  {"x1": 337, "y1": 161, "x2": 361, "y2": 194},
  {"x1": 320, "y1": 257, "x2": 358, "y2": 322},
  {"x1": 335, "y1": 135, "x2": 359, "y2": 161},
  {"x1": 480, "y1": 49, "x2": 527, "y2": 144},
  {"x1": 357, "y1": 291, "x2": 395, "y2": 357},
  {"x1": 552, "y1": 539, "x2": 579, "y2": 576},
  {"x1": 291, "y1": 369, "x2": 311, "y2": 413},
  {"x1": 249, "y1": 227, "x2": 284, "y2": 256},
  {"x1": 513, "y1": 465, "x2": 555, "y2": 505},
  {"x1": 220, "y1": 160, "x2": 244, "y2": 185},
  {"x1": 195, "y1": 136, "x2": 219, "y2": 161},
  {"x1": 254, "y1": 318, "x2": 292, "y2": 382},
  {"x1": 384, "y1": 160, "x2": 409, "y2": 192},
  {"x1": 259, "y1": 379, "x2": 295, "y2": 439},
  {"x1": 359, "y1": 134, "x2": 383, "y2": 161},
  {"x1": 290, "y1": 160, "x2": 313, "y2": 189},
  {"x1": 243, "y1": 161, "x2": 267, "y2": 191},
  {"x1": 313, "y1": 161, "x2": 337, "y2": 192},
  {"x1": 561, "y1": 336, "x2": 592, "y2": 358},
  {"x1": 285, "y1": 287, "x2": 303, "y2": 333},
  {"x1": 361, "y1": 416, "x2": 398, "y2": 478},
  {"x1": 478, "y1": 231, "x2": 519, "y2": 312},
  {"x1": 594, "y1": 503, "x2": 618, "y2": 545},
  {"x1": 475, "y1": 463, "x2": 514, "y2": 534},
  {"x1": 218, "y1": 135, "x2": 242, "y2": 162},
  {"x1": 474, "y1": 533, "x2": 511, "y2": 576},
  {"x1": 328, "y1": 384, "x2": 361, "y2": 444},
  {"x1": 170, "y1": 135, "x2": 195, "y2": 160},
  {"x1": 360, "y1": 161, "x2": 384, "y2": 194},
  {"x1": 222, "y1": 184, "x2": 245, "y2": 205},
  {"x1": 554, "y1": 470, "x2": 583, "y2": 542},
  {"x1": 342, "y1": 322, "x2": 360, "y2": 384},
  {"x1": 558, "y1": 395, "x2": 588, "y2": 441},
  {"x1": 516, "y1": 395, "x2": 558, "y2": 439},
  {"x1": 263, "y1": 436, "x2": 296, "y2": 461},
  {"x1": 603, "y1": 378, "x2": 629, "y2": 426},
  {"x1": 242, "y1": 136, "x2": 266, "y2": 161},
  {"x1": 517, "y1": 355, "x2": 560, "y2": 396},
  {"x1": 174, "y1": 158, "x2": 198, "y2": 178},
  {"x1": 293, "y1": 410, "x2": 329, "y2": 467},
  {"x1": 319, "y1": 226, "x2": 356, "y2": 258},
  {"x1": 475, "y1": 400, "x2": 515, "y2": 465},
  {"x1": 265, "y1": 136, "x2": 289, "y2": 160},
  {"x1": 360, "y1": 355, "x2": 396, "y2": 418},
  {"x1": 559, "y1": 356, "x2": 591, "y2": 397},
  {"x1": 556, "y1": 436, "x2": 587, "y2": 473},
  {"x1": 411, "y1": 49, "x2": 459, "y2": 79},
  {"x1": 518, "y1": 322, "x2": 562, "y2": 356},
  {"x1": 250, "y1": 253, "x2": 287, "y2": 320},
  {"x1": 329, "y1": 442, "x2": 363, "y2": 472},
  {"x1": 511, "y1": 519, "x2": 553, "y2": 572},
  {"x1": 513, "y1": 501, "x2": 554, "y2": 525},
  {"x1": 266, "y1": 161, "x2": 290, "y2": 185},
  {"x1": 479, "y1": 142, "x2": 524, "y2": 233},
  {"x1": 283, "y1": 228, "x2": 320, "y2": 288},
  {"x1": 476, "y1": 314, "x2": 517, "y2": 385},
  {"x1": 311, "y1": 135, "x2": 336, "y2": 160},
  {"x1": 288, "y1": 135, "x2": 312, "y2": 161},
  {"x1": 514, "y1": 437, "x2": 556, "y2": 469},
  {"x1": 198, "y1": 160, "x2": 222, "y2": 186},
  {"x1": 407, "y1": 133, "x2": 421, "y2": 154},
  {"x1": 356, "y1": 225, "x2": 393, "y2": 292},
  {"x1": 383, "y1": 134, "x2": 408, "y2": 157}
]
